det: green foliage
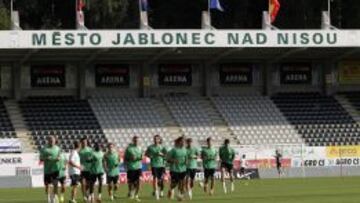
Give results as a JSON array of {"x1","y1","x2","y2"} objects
[{"x1": 0, "y1": 4, "x2": 10, "y2": 30}]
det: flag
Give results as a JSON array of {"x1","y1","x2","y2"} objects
[
  {"x1": 140, "y1": 0, "x2": 148, "y2": 12},
  {"x1": 269, "y1": 0, "x2": 280, "y2": 23},
  {"x1": 77, "y1": 0, "x2": 86, "y2": 11},
  {"x1": 76, "y1": 0, "x2": 86, "y2": 29},
  {"x1": 210, "y1": 0, "x2": 224, "y2": 12}
]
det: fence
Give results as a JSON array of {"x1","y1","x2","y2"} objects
[{"x1": 235, "y1": 144, "x2": 360, "y2": 178}]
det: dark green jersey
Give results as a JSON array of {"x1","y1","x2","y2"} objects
[
  {"x1": 125, "y1": 144, "x2": 143, "y2": 171},
  {"x1": 219, "y1": 145, "x2": 236, "y2": 164},
  {"x1": 168, "y1": 147, "x2": 187, "y2": 173},
  {"x1": 104, "y1": 151, "x2": 120, "y2": 177},
  {"x1": 90, "y1": 151, "x2": 104, "y2": 175},
  {"x1": 79, "y1": 146, "x2": 93, "y2": 172},
  {"x1": 40, "y1": 145, "x2": 61, "y2": 175},
  {"x1": 146, "y1": 144, "x2": 167, "y2": 168},
  {"x1": 201, "y1": 147, "x2": 218, "y2": 169},
  {"x1": 58, "y1": 153, "x2": 67, "y2": 178},
  {"x1": 186, "y1": 147, "x2": 200, "y2": 169}
]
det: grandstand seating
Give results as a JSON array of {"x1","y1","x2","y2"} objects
[
  {"x1": 0, "y1": 98, "x2": 16, "y2": 139},
  {"x1": 212, "y1": 96, "x2": 303, "y2": 145},
  {"x1": 163, "y1": 96, "x2": 223, "y2": 143},
  {"x1": 272, "y1": 92, "x2": 360, "y2": 146},
  {"x1": 89, "y1": 97, "x2": 174, "y2": 149},
  {"x1": 19, "y1": 96, "x2": 106, "y2": 151},
  {"x1": 342, "y1": 92, "x2": 360, "y2": 113}
]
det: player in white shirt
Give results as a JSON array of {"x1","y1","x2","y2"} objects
[
  {"x1": 68, "y1": 141, "x2": 82, "y2": 203},
  {"x1": 240, "y1": 154, "x2": 247, "y2": 177}
]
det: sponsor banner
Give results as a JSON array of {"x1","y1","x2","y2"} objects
[
  {"x1": 0, "y1": 153, "x2": 41, "y2": 176},
  {"x1": 1, "y1": 30, "x2": 357, "y2": 49},
  {"x1": 339, "y1": 61, "x2": 360, "y2": 84},
  {"x1": 219, "y1": 64, "x2": 253, "y2": 85},
  {"x1": 0, "y1": 139, "x2": 22, "y2": 153},
  {"x1": 280, "y1": 63, "x2": 312, "y2": 84},
  {"x1": 31, "y1": 65, "x2": 66, "y2": 87},
  {"x1": 158, "y1": 64, "x2": 192, "y2": 86},
  {"x1": 326, "y1": 146, "x2": 360, "y2": 158},
  {"x1": 95, "y1": 64, "x2": 130, "y2": 87}
]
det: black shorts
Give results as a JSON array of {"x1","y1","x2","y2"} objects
[
  {"x1": 240, "y1": 167, "x2": 245, "y2": 174},
  {"x1": 127, "y1": 169, "x2": 142, "y2": 183},
  {"x1": 81, "y1": 171, "x2": 91, "y2": 181},
  {"x1": 58, "y1": 176, "x2": 66, "y2": 185},
  {"x1": 90, "y1": 173, "x2": 104, "y2": 184},
  {"x1": 204, "y1": 169, "x2": 216, "y2": 179},
  {"x1": 186, "y1": 169, "x2": 197, "y2": 180},
  {"x1": 170, "y1": 171, "x2": 187, "y2": 184},
  {"x1": 151, "y1": 167, "x2": 165, "y2": 180},
  {"x1": 221, "y1": 162, "x2": 233, "y2": 172},
  {"x1": 70, "y1": 174, "x2": 81, "y2": 186},
  {"x1": 44, "y1": 171, "x2": 59, "y2": 185},
  {"x1": 276, "y1": 162, "x2": 282, "y2": 169},
  {"x1": 106, "y1": 175, "x2": 119, "y2": 185}
]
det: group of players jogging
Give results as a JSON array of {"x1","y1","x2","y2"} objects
[{"x1": 40, "y1": 134, "x2": 243, "y2": 203}]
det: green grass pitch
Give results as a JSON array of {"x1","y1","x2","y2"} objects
[{"x1": 1, "y1": 177, "x2": 360, "y2": 203}]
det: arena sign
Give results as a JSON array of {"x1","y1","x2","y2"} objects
[
  {"x1": 280, "y1": 63, "x2": 312, "y2": 84},
  {"x1": 95, "y1": 64, "x2": 130, "y2": 87},
  {"x1": 2, "y1": 30, "x2": 360, "y2": 48},
  {"x1": 31, "y1": 65, "x2": 66, "y2": 87},
  {"x1": 219, "y1": 64, "x2": 253, "y2": 85},
  {"x1": 339, "y1": 61, "x2": 360, "y2": 84},
  {"x1": 158, "y1": 64, "x2": 192, "y2": 86}
]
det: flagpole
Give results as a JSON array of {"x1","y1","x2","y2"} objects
[
  {"x1": 10, "y1": 0, "x2": 13, "y2": 14},
  {"x1": 328, "y1": 0, "x2": 331, "y2": 18},
  {"x1": 208, "y1": 0, "x2": 211, "y2": 27}
]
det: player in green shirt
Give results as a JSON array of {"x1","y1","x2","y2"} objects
[
  {"x1": 201, "y1": 137, "x2": 218, "y2": 196},
  {"x1": 39, "y1": 135, "x2": 61, "y2": 203},
  {"x1": 219, "y1": 139, "x2": 236, "y2": 194},
  {"x1": 145, "y1": 135, "x2": 167, "y2": 200},
  {"x1": 104, "y1": 143, "x2": 120, "y2": 201},
  {"x1": 57, "y1": 151, "x2": 67, "y2": 203},
  {"x1": 167, "y1": 136, "x2": 187, "y2": 201},
  {"x1": 185, "y1": 138, "x2": 200, "y2": 200},
  {"x1": 124, "y1": 136, "x2": 143, "y2": 202},
  {"x1": 79, "y1": 137, "x2": 93, "y2": 201},
  {"x1": 88, "y1": 143, "x2": 105, "y2": 203}
]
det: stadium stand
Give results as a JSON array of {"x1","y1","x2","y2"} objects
[
  {"x1": 163, "y1": 96, "x2": 227, "y2": 144},
  {"x1": 341, "y1": 92, "x2": 360, "y2": 114},
  {"x1": 0, "y1": 98, "x2": 16, "y2": 139},
  {"x1": 211, "y1": 95, "x2": 303, "y2": 145},
  {"x1": 19, "y1": 96, "x2": 106, "y2": 151},
  {"x1": 272, "y1": 92, "x2": 360, "y2": 146},
  {"x1": 89, "y1": 97, "x2": 176, "y2": 149}
]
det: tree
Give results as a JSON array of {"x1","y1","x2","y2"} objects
[{"x1": 0, "y1": 0, "x2": 10, "y2": 30}]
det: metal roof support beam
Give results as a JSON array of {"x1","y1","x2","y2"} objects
[
  {"x1": 147, "y1": 48, "x2": 177, "y2": 64},
  {"x1": 333, "y1": 48, "x2": 360, "y2": 62},
  {"x1": 84, "y1": 48, "x2": 109, "y2": 64},
  {"x1": 207, "y1": 48, "x2": 244, "y2": 65},
  {"x1": 20, "y1": 49, "x2": 39, "y2": 64},
  {"x1": 269, "y1": 48, "x2": 307, "y2": 63}
]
